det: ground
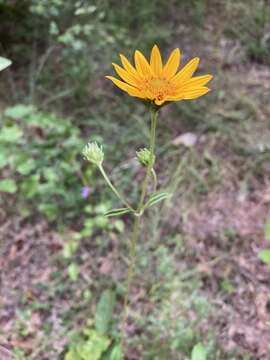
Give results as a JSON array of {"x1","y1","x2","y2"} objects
[{"x1": 1, "y1": 179, "x2": 270, "y2": 359}]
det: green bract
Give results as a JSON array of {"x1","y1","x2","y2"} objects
[
  {"x1": 83, "y1": 142, "x2": 104, "y2": 166},
  {"x1": 136, "y1": 148, "x2": 155, "y2": 167}
]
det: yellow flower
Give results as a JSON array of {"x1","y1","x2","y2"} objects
[{"x1": 106, "y1": 45, "x2": 213, "y2": 106}]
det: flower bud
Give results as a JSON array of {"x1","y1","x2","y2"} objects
[
  {"x1": 82, "y1": 142, "x2": 104, "y2": 166},
  {"x1": 136, "y1": 148, "x2": 155, "y2": 167}
]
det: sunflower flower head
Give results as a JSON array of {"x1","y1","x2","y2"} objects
[{"x1": 106, "y1": 45, "x2": 213, "y2": 106}]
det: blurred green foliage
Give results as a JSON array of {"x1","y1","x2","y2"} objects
[
  {"x1": 131, "y1": 244, "x2": 223, "y2": 359},
  {"x1": 0, "y1": 0, "x2": 170, "y2": 106},
  {"x1": 258, "y1": 217, "x2": 270, "y2": 266},
  {"x1": 224, "y1": 0, "x2": 270, "y2": 64},
  {"x1": 65, "y1": 289, "x2": 122, "y2": 360},
  {"x1": 0, "y1": 103, "x2": 86, "y2": 220}
]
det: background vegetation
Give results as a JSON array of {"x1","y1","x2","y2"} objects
[{"x1": 0, "y1": 0, "x2": 270, "y2": 359}]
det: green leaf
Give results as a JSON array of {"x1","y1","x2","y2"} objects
[
  {"x1": 258, "y1": 249, "x2": 270, "y2": 265},
  {"x1": 64, "y1": 347, "x2": 78, "y2": 360},
  {"x1": 16, "y1": 158, "x2": 36, "y2": 175},
  {"x1": 144, "y1": 192, "x2": 171, "y2": 209},
  {"x1": 65, "y1": 330, "x2": 110, "y2": 360},
  {"x1": 95, "y1": 289, "x2": 116, "y2": 335},
  {"x1": 26, "y1": 111, "x2": 67, "y2": 130},
  {"x1": 95, "y1": 202, "x2": 111, "y2": 214},
  {"x1": 0, "y1": 151, "x2": 9, "y2": 168},
  {"x1": 43, "y1": 167, "x2": 58, "y2": 182},
  {"x1": 79, "y1": 331, "x2": 110, "y2": 360},
  {"x1": 0, "y1": 125, "x2": 23, "y2": 143},
  {"x1": 0, "y1": 179, "x2": 17, "y2": 193},
  {"x1": 83, "y1": 289, "x2": 92, "y2": 301},
  {"x1": 109, "y1": 345, "x2": 123, "y2": 360},
  {"x1": 81, "y1": 331, "x2": 110, "y2": 360},
  {"x1": 104, "y1": 207, "x2": 131, "y2": 217},
  {"x1": 95, "y1": 216, "x2": 109, "y2": 229},
  {"x1": 264, "y1": 219, "x2": 270, "y2": 241},
  {"x1": 38, "y1": 203, "x2": 58, "y2": 221},
  {"x1": 63, "y1": 241, "x2": 78, "y2": 259},
  {"x1": 21, "y1": 175, "x2": 40, "y2": 198},
  {"x1": 221, "y1": 279, "x2": 235, "y2": 294},
  {"x1": 68, "y1": 263, "x2": 80, "y2": 281},
  {"x1": 113, "y1": 220, "x2": 125, "y2": 233},
  {"x1": 4, "y1": 104, "x2": 35, "y2": 119},
  {"x1": 191, "y1": 343, "x2": 207, "y2": 360},
  {"x1": 0, "y1": 57, "x2": 11, "y2": 71}
]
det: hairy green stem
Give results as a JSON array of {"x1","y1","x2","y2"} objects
[
  {"x1": 99, "y1": 164, "x2": 135, "y2": 212},
  {"x1": 151, "y1": 168, "x2": 158, "y2": 193},
  {"x1": 120, "y1": 215, "x2": 140, "y2": 351},
  {"x1": 138, "y1": 107, "x2": 158, "y2": 209},
  {"x1": 121, "y1": 106, "x2": 158, "y2": 352}
]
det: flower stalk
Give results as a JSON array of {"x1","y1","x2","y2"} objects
[
  {"x1": 98, "y1": 164, "x2": 135, "y2": 212},
  {"x1": 120, "y1": 105, "x2": 158, "y2": 351},
  {"x1": 83, "y1": 108, "x2": 158, "y2": 354}
]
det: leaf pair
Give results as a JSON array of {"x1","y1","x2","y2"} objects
[
  {"x1": 104, "y1": 191, "x2": 171, "y2": 217},
  {"x1": 143, "y1": 191, "x2": 171, "y2": 210}
]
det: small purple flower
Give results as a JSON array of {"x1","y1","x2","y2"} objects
[{"x1": 81, "y1": 186, "x2": 90, "y2": 199}]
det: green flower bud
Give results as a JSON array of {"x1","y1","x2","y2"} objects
[
  {"x1": 136, "y1": 148, "x2": 155, "y2": 167},
  {"x1": 83, "y1": 142, "x2": 104, "y2": 166}
]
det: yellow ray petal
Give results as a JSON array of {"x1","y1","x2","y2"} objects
[
  {"x1": 127, "y1": 88, "x2": 146, "y2": 99},
  {"x1": 119, "y1": 54, "x2": 138, "y2": 76},
  {"x1": 164, "y1": 96, "x2": 183, "y2": 102},
  {"x1": 112, "y1": 63, "x2": 140, "y2": 87},
  {"x1": 180, "y1": 74, "x2": 213, "y2": 89},
  {"x1": 106, "y1": 76, "x2": 145, "y2": 99},
  {"x1": 106, "y1": 76, "x2": 138, "y2": 94},
  {"x1": 163, "y1": 48, "x2": 181, "y2": 78},
  {"x1": 150, "y1": 45, "x2": 163, "y2": 76},
  {"x1": 134, "y1": 50, "x2": 152, "y2": 77},
  {"x1": 182, "y1": 87, "x2": 210, "y2": 99},
  {"x1": 171, "y1": 57, "x2": 200, "y2": 84}
]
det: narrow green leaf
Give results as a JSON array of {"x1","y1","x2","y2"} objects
[
  {"x1": 191, "y1": 343, "x2": 207, "y2": 360},
  {"x1": 258, "y1": 249, "x2": 270, "y2": 265},
  {"x1": 145, "y1": 192, "x2": 171, "y2": 209},
  {"x1": 0, "y1": 179, "x2": 17, "y2": 193},
  {"x1": 0, "y1": 57, "x2": 11, "y2": 71},
  {"x1": 95, "y1": 289, "x2": 116, "y2": 335},
  {"x1": 104, "y1": 207, "x2": 131, "y2": 217},
  {"x1": 264, "y1": 219, "x2": 270, "y2": 241}
]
